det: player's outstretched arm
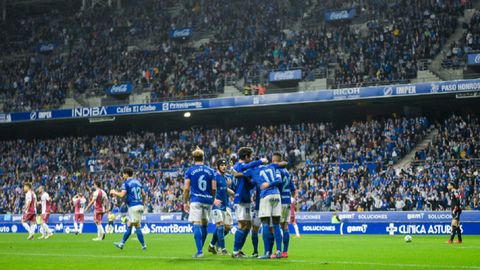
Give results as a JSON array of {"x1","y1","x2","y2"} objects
[
  {"x1": 238, "y1": 159, "x2": 265, "y2": 172},
  {"x1": 110, "y1": 189, "x2": 126, "y2": 198},
  {"x1": 231, "y1": 169, "x2": 244, "y2": 178},
  {"x1": 85, "y1": 197, "x2": 94, "y2": 212}
]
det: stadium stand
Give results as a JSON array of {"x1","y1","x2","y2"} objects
[
  {"x1": 0, "y1": 0, "x2": 471, "y2": 113},
  {"x1": 7, "y1": 114, "x2": 479, "y2": 215}
]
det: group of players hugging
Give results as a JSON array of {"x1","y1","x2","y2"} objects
[{"x1": 184, "y1": 146, "x2": 300, "y2": 259}]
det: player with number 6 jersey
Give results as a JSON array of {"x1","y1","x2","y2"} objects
[{"x1": 184, "y1": 147, "x2": 217, "y2": 258}]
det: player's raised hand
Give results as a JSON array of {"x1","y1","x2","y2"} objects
[
  {"x1": 260, "y1": 158, "x2": 268, "y2": 164},
  {"x1": 109, "y1": 189, "x2": 116, "y2": 196}
]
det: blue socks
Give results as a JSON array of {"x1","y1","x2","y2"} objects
[
  {"x1": 262, "y1": 223, "x2": 271, "y2": 255},
  {"x1": 193, "y1": 224, "x2": 203, "y2": 253},
  {"x1": 252, "y1": 231, "x2": 259, "y2": 253},
  {"x1": 136, "y1": 227, "x2": 145, "y2": 247},
  {"x1": 283, "y1": 229, "x2": 290, "y2": 252},
  {"x1": 217, "y1": 225, "x2": 225, "y2": 250},
  {"x1": 122, "y1": 226, "x2": 132, "y2": 244},
  {"x1": 241, "y1": 228, "x2": 250, "y2": 248},
  {"x1": 273, "y1": 224, "x2": 282, "y2": 252},
  {"x1": 210, "y1": 227, "x2": 218, "y2": 246},
  {"x1": 201, "y1": 225, "x2": 208, "y2": 247},
  {"x1": 233, "y1": 229, "x2": 245, "y2": 252},
  {"x1": 269, "y1": 231, "x2": 274, "y2": 254}
]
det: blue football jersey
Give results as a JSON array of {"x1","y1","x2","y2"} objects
[
  {"x1": 121, "y1": 178, "x2": 143, "y2": 207},
  {"x1": 244, "y1": 164, "x2": 281, "y2": 199},
  {"x1": 278, "y1": 168, "x2": 295, "y2": 205},
  {"x1": 213, "y1": 172, "x2": 229, "y2": 211},
  {"x1": 185, "y1": 164, "x2": 216, "y2": 204},
  {"x1": 233, "y1": 160, "x2": 262, "y2": 204}
]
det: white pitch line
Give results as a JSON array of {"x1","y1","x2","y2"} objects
[{"x1": 0, "y1": 252, "x2": 478, "y2": 269}]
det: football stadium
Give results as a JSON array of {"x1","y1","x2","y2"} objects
[{"x1": 1, "y1": 0, "x2": 480, "y2": 269}]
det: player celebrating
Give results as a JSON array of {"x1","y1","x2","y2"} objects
[
  {"x1": 231, "y1": 147, "x2": 266, "y2": 258},
  {"x1": 37, "y1": 186, "x2": 53, "y2": 239},
  {"x1": 244, "y1": 163, "x2": 284, "y2": 259},
  {"x1": 208, "y1": 159, "x2": 234, "y2": 256},
  {"x1": 86, "y1": 181, "x2": 109, "y2": 241},
  {"x1": 21, "y1": 182, "x2": 37, "y2": 240},
  {"x1": 111, "y1": 167, "x2": 147, "y2": 250},
  {"x1": 273, "y1": 153, "x2": 296, "y2": 258},
  {"x1": 72, "y1": 193, "x2": 86, "y2": 234},
  {"x1": 448, "y1": 181, "x2": 463, "y2": 244},
  {"x1": 184, "y1": 147, "x2": 216, "y2": 258}
]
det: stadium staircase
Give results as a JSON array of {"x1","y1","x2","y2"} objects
[
  {"x1": 393, "y1": 127, "x2": 439, "y2": 171},
  {"x1": 430, "y1": 1, "x2": 480, "y2": 81}
]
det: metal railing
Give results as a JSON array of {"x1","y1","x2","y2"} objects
[{"x1": 410, "y1": 158, "x2": 480, "y2": 169}]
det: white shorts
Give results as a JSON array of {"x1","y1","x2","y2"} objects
[
  {"x1": 211, "y1": 208, "x2": 233, "y2": 225},
  {"x1": 128, "y1": 205, "x2": 144, "y2": 224},
  {"x1": 189, "y1": 203, "x2": 212, "y2": 223},
  {"x1": 280, "y1": 204, "x2": 290, "y2": 224},
  {"x1": 259, "y1": 194, "x2": 281, "y2": 218},
  {"x1": 251, "y1": 209, "x2": 261, "y2": 227},
  {"x1": 235, "y1": 203, "x2": 252, "y2": 221}
]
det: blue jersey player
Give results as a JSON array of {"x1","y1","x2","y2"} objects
[
  {"x1": 184, "y1": 147, "x2": 217, "y2": 258},
  {"x1": 231, "y1": 147, "x2": 267, "y2": 258},
  {"x1": 208, "y1": 159, "x2": 235, "y2": 256},
  {"x1": 273, "y1": 152, "x2": 297, "y2": 258},
  {"x1": 110, "y1": 167, "x2": 147, "y2": 250},
  {"x1": 244, "y1": 163, "x2": 283, "y2": 259}
]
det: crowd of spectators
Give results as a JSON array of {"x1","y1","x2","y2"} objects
[
  {"x1": 442, "y1": 10, "x2": 480, "y2": 69},
  {"x1": 0, "y1": 0, "x2": 471, "y2": 113},
  {"x1": 0, "y1": 115, "x2": 446, "y2": 215}
]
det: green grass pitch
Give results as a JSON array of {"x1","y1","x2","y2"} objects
[{"x1": 0, "y1": 234, "x2": 478, "y2": 270}]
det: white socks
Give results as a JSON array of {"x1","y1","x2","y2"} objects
[
  {"x1": 97, "y1": 224, "x2": 105, "y2": 238},
  {"x1": 293, "y1": 223, "x2": 300, "y2": 237},
  {"x1": 74, "y1": 222, "x2": 78, "y2": 232},
  {"x1": 41, "y1": 223, "x2": 49, "y2": 235},
  {"x1": 30, "y1": 224, "x2": 37, "y2": 235},
  {"x1": 79, "y1": 223, "x2": 83, "y2": 234},
  {"x1": 22, "y1": 223, "x2": 31, "y2": 234}
]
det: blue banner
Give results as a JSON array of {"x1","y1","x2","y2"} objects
[
  {"x1": 2, "y1": 211, "x2": 479, "y2": 224},
  {"x1": 295, "y1": 211, "x2": 480, "y2": 223},
  {"x1": 1, "y1": 212, "x2": 480, "y2": 234},
  {"x1": 170, "y1": 28, "x2": 193, "y2": 39},
  {"x1": 268, "y1": 70, "x2": 302, "y2": 82},
  {"x1": 467, "y1": 53, "x2": 480, "y2": 66},
  {"x1": 4, "y1": 79, "x2": 480, "y2": 123},
  {"x1": 325, "y1": 8, "x2": 356, "y2": 22},
  {"x1": 36, "y1": 43, "x2": 57, "y2": 53},
  {"x1": 106, "y1": 84, "x2": 133, "y2": 95}
]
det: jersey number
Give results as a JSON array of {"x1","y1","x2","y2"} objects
[
  {"x1": 198, "y1": 175, "x2": 207, "y2": 191},
  {"x1": 132, "y1": 187, "x2": 142, "y2": 201},
  {"x1": 260, "y1": 169, "x2": 275, "y2": 183},
  {"x1": 282, "y1": 176, "x2": 290, "y2": 192}
]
